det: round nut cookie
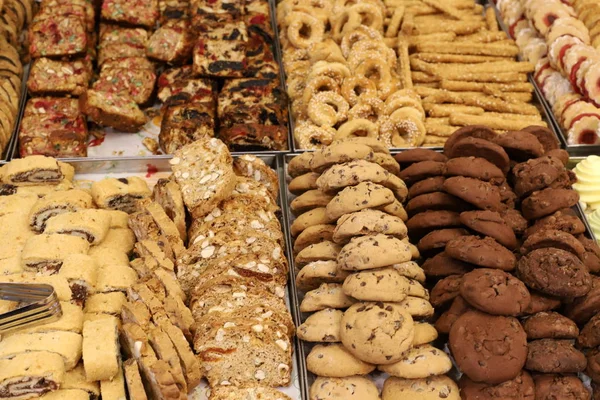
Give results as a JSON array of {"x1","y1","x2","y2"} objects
[
  {"x1": 290, "y1": 189, "x2": 334, "y2": 215},
  {"x1": 443, "y1": 125, "x2": 497, "y2": 156},
  {"x1": 288, "y1": 172, "x2": 320, "y2": 195},
  {"x1": 413, "y1": 322, "x2": 438, "y2": 346},
  {"x1": 580, "y1": 234, "x2": 600, "y2": 274},
  {"x1": 300, "y1": 283, "x2": 356, "y2": 313},
  {"x1": 512, "y1": 156, "x2": 565, "y2": 198},
  {"x1": 422, "y1": 251, "x2": 474, "y2": 277},
  {"x1": 525, "y1": 209, "x2": 586, "y2": 238},
  {"x1": 587, "y1": 348, "x2": 600, "y2": 383},
  {"x1": 291, "y1": 207, "x2": 333, "y2": 237},
  {"x1": 288, "y1": 152, "x2": 314, "y2": 178},
  {"x1": 431, "y1": 275, "x2": 463, "y2": 308},
  {"x1": 382, "y1": 376, "x2": 460, "y2": 400},
  {"x1": 446, "y1": 235, "x2": 516, "y2": 271},
  {"x1": 378, "y1": 344, "x2": 452, "y2": 379},
  {"x1": 337, "y1": 234, "x2": 413, "y2": 271},
  {"x1": 460, "y1": 210, "x2": 518, "y2": 250},
  {"x1": 417, "y1": 228, "x2": 469, "y2": 254},
  {"x1": 526, "y1": 339, "x2": 587, "y2": 373},
  {"x1": 310, "y1": 376, "x2": 380, "y2": 400},
  {"x1": 445, "y1": 156, "x2": 504, "y2": 182},
  {"x1": 333, "y1": 209, "x2": 407, "y2": 244},
  {"x1": 340, "y1": 302, "x2": 415, "y2": 365},
  {"x1": 409, "y1": 176, "x2": 447, "y2": 198},
  {"x1": 295, "y1": 241, "x2": 341, "y2": 267},
  {"x1": 500, "y1": 208, "x2": 529, "y2": 236},
  {"x1": 460, "y1": 268, "x2": 531, "y2": 316},
  {"x1": 342, "y1": 268, "x2": 410, "y2": 302},
  {"x1": 297, "y1": 308, "x2": 343, "y2": 343},
  {"x1": 578, "y1": 313, "x2": 600, "y2": 349},
  {"x1": 517, "y1": 248, "x2": 591, "y2": 298},
  {"x1": 520, "y1": 290, "x2": 562, "y2": 316},
  {"x1": 521, "y1": 188, "x2": 580, "y2": 220},
  {"x1": 310, "y1": 143, "x2": 375, "y2": 173},
  {"x1": 521, "y1": 229, "x2": 585, "y2": 259},
  {"x1": 296, "y1": 260, "x2": 350, "y2": 292},
  {"x1": 306, "y1": 343, "x2": 375, "y2": 377},
  {"x1": 523, "y1": 311, "x2": 579, "y2": 340},
  {"x1": 326, "y1": 182, "x2": 395, "y2": 221},
  {"x1": 533, "y1": 375, "x2": 590, "y2": 400},
  {"x1": 293, "y1": 224, "x2": 335, "y2": 253},
  {"x1": 394, "y1": 148, "x2": 447, "y2": 168},
  {"x1": 449, "y1": 310, "x2": 527, "y2": 384},
  {"x1": 398, "y1": 160, "x2": 447, "y2": 186},
  {"x1": 443, "y1": 176, "x2": 503, "y2": 211},
  {"x1": 458, "y1": 370, "x2": 535, "y2": 400}
]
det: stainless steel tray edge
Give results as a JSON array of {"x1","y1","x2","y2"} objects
[{"x1": 3, "y1": 64, "x2": 30, "y2": 163}]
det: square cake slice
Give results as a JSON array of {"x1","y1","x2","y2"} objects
[
  {"x1": 101, "y1": 0, "x2": 159, "y2": 29},
  {"x1": 146, "y1": 19, "x2": 195, "y2": 65},
  {"x1": 92, "y1": 68, "x2": 157, "y2": 105},
  {"x1": 159, "y1": 102, "x2": 215, "y2": 154},
  {"x1": 80, "y1": 89, "x2": 147, "y2": 133},
  {"x1": 29, "y1": 15, "x2": 87, "y2": 58},
  {"x1": 193, "y1": 23, "x2": 248, "y2": 78},
  {"x1": 27, "y1": 57, "x2": 92, "y2": 97}
]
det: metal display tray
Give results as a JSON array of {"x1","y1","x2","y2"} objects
[
  {"x1": 489, "y1": 0, "x2": 600, "y2": 157},
  {"x1": 0, "y1": 64, "x2": 29, "y2": 164},
  {"x1": 67, "y1": 154, "x2": 306, "y2": 400}
]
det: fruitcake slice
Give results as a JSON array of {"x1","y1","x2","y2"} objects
[
  {"x1": 92, "y1": 68, "x2": 157, "y2": 105},
  {"x1": 29, "y1": 15, "x2": 87, "y2": 58},
  {"x1": 101, "y1": 57, "x2": 155, "y2": 72},
  {"x1": 193, "y1": 23, "x2": 248, "y2": 78},
  {"x1": 80, "y1": 89, "x2": 146, "y2": 133},
  {"x1": 98, "y1": 25, "x2": 149, "y2": 65},
  {"x1": 27, "y1": 57, "x2": 92, "y2": 96},
  {"x1": 190, "y1": 0, "x2": 245, "y2": 19},
  {"x1": 101, "y1": 0, "x2": 159, "y2": 29},
  {"x1": 146, "y1": 19, "x2": 195, "y2": 65},
  {"x1": 41, "y1": 0, "x2": 95, "y2": 31},
  {"x1": 219, "y1": 124, "x2": 288, "y2": 151},
  {"x1": 157, "y1": 79, "x2": 214, "y2": 106},
  {"x1": 23, "y1": 97, "x2": 81, "y2": 118},
  {"x1": 159, "y1": 102, "x2": 215, "y2": 154},
  {"x1": 159, "y1": 0, "x2": 190, "y2": 22},
  {"x1": 245, "y1": 26, "x2": 279, "y2": 79},
  {"x1": 35, "y1": 4, "x2": 94, "y2": 32}
]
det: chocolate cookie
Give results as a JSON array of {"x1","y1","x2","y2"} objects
[
  {"x1": 579, "y1": 234, "x2": 600, "y2": 274},
  {"x1": 524, "y1": 209, "x2": 586, "y2": 238},
  {"x1": 497, "y1": 181, "x2": 518, "y2": 208},
  {"x1": 405, "y1": 210, "x2": 462, "y2": 238},
  {"x1": 445, "y1": 157, "x2": 505, "y2": 181},
  {"x1": 446, "y1": 235, "x2": 517, "y2": 271},
  {"x1": 521, "y1": 125, "x2": 559, "y2": 152},
  {"x1": 443, "y1": 176, "x2": 503, "y2": 211},
  {"x1": 460, "y1": 268, "x2": 530, "y2": 316},
  {"x1": 565, "y1": 276, "x2": 600, "y2": 324},
  {"x1": 398, "y1": 161, "x2": 446, "y2": 186},
  {"x1": 545, "y1": 148, "x2": 570, "y2": 166},
  {"x1": 443, "y1": 125, "x2": 497, "y2": 156},
  {"x1": 587, "y1": 348, "x2": 600, "y2": 384},
  {"x1": 408, "y1": 176, "x2": 446, "y2": 198},
  {"x1": 460, "y1": 210, "x2": 518, "y2": 250},
  {"x1": 406, "y1": 192, "x2": 471, "y2": 216},
  {"x1": 422, "y1": 251, "x2": 474, "y2": 277},
  {"x1": 512, "y1": 156, "x2": 565, "y2": 198},
  {"x1": 448, "y1": 137, "x2": 510, "y2": 174},
  {"x1": 521, "y1": 188, "x2": 580, "y2": 220},
  {"x1": 394, "y1": 148, "x2": 447, "y2": 168},
  {"x1": 417, "y1": 228, "x2": 469, "y2": 254},
  {"x1": 523, "y1": 312, "x2": 579, "y2": 340},
  {"x1": 517, "y1": 248, "x2": 591, "y2": 298},
  {"x1": 500, "y1": 209, "x2": 529, "y2": 236},
  {"x1": 521, "y1": 230, "x2": 585, "y2": 259},
  {"x1": 449, "y1": 310, "x2": 527, "y2": 384},
  {"x1": 430, "y1": 275, "x2": 463, "y2": 308},
  {"x1": 493, "y1": 130, "x2": 545, "y2": 162},
  {"x1": 578, "y1": 314, "x2": 600, "y2": 349},
  {"x1": 525, "y1": 339, "x2": 587, "y2": 373},
  {"x1": 435, "y1": 296, "x2": 472, "y2": 335},
  {"x1": 520, "y1": 291, "x2": 561, "y2": 315},
  {"x1": 458, "y1": 371, "x2": 535, "y2": 400},
  {"x1": 534, "y1": 375, "x2": 590, "y2": 400}
]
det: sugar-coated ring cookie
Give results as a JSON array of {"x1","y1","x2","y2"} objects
[
  {"x1": 334, "y1": 119, "x2": 379, "y2": 142},
  {"x1": 286, "y1": 12, "x2": 325, "y2": 48},
  {"x1": 341, "y1": 76, "x2": 377, "y2": 106},
  {"x1": 307, "y1": 91, "x2": 349, "y2": 127},
  {"x1": 295, "y1": 122, "x2": 337, "y2": 150}
]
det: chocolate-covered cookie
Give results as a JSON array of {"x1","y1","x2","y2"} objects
[
  {"x1": 394, "y1": 148, "x2": 447, "y2": 168},
  {"x1": 443, "y1": 176, "x2": 503, "y2": 211},
  {"x1": 460, "y1": 210, "x2": 518, "y2": 250},
  {"x1": 512, "y1": 156, "x2": 565, "y2": 198},
  {"x1": 443, "y1": 125, "x2": 497, "y2": 156},
  {"x1": 446, "y1": 235, "x2": 516, "y2": 271},
  {"x1": 587, "y1": 348, "x2": 600, "y2": 384},
  {"x1": 565, "y1": 276, "x2": 600, "y2": 324},
  {"x1": 448, "y1": 137, "x2": 510, "y2": 174},
  {"x1": 578, "y1": 314, "x2": 600, "y2": 348},
  {"x1": 460, "y1": 268, "x2": 530, "y2": 316},
  {"x1": 422, "y1": 251, "x2": 474, "y2": 277},
  {"x1": 406, "y1": 210, "x2": 462, "y2": 238},
  {"x1": 417, "y1": 228, "x2": 469, "y2": 254},
  {"x1": 408, "y1": 176, "x2": 446, "y2": 198},
  {"x1": 500, "y1": 209, "x2": 529, "y2": 236},
  {"x1": 521, "y1": 188, "x2": 580, "y2": 220},
  {"x1": 458, "y1": 371, "x2": 535, "y2": 400},
  {"x1": 449, "y1": 310, "x2": 527, "y2": 384},
  {"x1": 399, "y1": 161, "x2": 446, "y2": 186},
  {"x1": 526, "y1": 339, "x2": 587, "y2": 373},
  {"x1": 523, "y1": 312, "x2": 579, "y2": 340},
  {"x1": 430, "y1": 275, "x2": 462, "y2": 308},
  {"x1": 406, "y1": 192, "x2": 471, "y2": 216},
  {"x1": 521, "y1": 125, "x2": 559, "y2": 152},
  {"x1": 517, "y1": 248, "x2": 591, "y2": 298},
  {"x1": 524, "y1": 209, "x2": 586, "y2": 238},
  {"x1": 579, "y1": 234, "x2": 600, "y2": 274},
  {"x1": 445, "y1": 157, "x2": 505, "y2": 181},
  {"x1": 493, "y1": 130, "x2": 545, "y2": 162},
  {"x1": 521, "y1": 230, "x2": 585, "y2": 259},
  {"x1": 520, "y1": 291, "x2": 561, "y2": 315},
  {"x1": 534, "y1": 374, "x2": 590, "y2": 400},
  {"x1": 435, "y1": 296, "x2": 472, "y2": 335}
]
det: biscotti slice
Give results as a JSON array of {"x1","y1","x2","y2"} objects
[
  {"x1": 59, "y1": 254, "x2": 98, "y2": 304},
  {"x1": 210, "y1": 386, "x2": 292, "y2": 400},
  {"x1": 90, "y1": 228, "x2": 136, "y2": 255},
  {"x1": 16, "y1": 301, "x2": 83, "y2": 335},
  {"x1": 138, "y1": 358, "x2": 184, "y2": 400},
  {"x1": 138, "y1": 200, "x2": 185, "y2": 257},
  {"x1": 28, "y1": 189, "x2": 93, "y2": 232},
  {"x1": 121, "y1": 301, "x2": 152, "y2": 328},
  {"x1": 84, "y1": 292, "x2": 127, "y2": 316},
  {"x1": 96, "y1": 263, "x2": 138, "y2": 293},
  {"x1": 0, "y1": 352, "x2": 65, "y2": 399},
  {"x1": 169, "y1": 137, "x2": 236, "y2": 218},
  {"x1": 29, "y1": 15, "x2": 87, "y2": 57},
  {"x1": 101, "y1": 0, "x2": 158, "y2": 29},
  {"x1": 159, "y1": 102, "x2": 216, "y2": 154},
  {"x1": 155, "y1": 320, "x2": 202, "y2": 389},
  {"x1": 27, "y1": 57, "x2": 91, "y2": 96},
  {"x1": 146, "y1": 19, "x2": 194, "y2": 65},
  {"x1": 152, "y1": 178, "x2": 186, "y2": 241},
  {"x1": 62, "y1": 364, "x2": 101, "y2": 399},
  {"x1": 135, "y1": 240, "x2": 175, "y2": 272},
  {"x1": 39, "y1": 389, "x2": 90, "y2": 399},
  {"x1": 100, "y1": 365, "x2": 126, "y2": 400},
  {"x1": 44, "y1": 209, "x2": 111, "y2": 244},
  {"x1": 120, "y1": 322, "x2": 156, "y2": 360},
  {"x1": 147, "y1": 325, "x2": 187, "y2": 393},
  {"x1": 123, "y1": 359, "x2": 148, "y2": 400},
  {"x1": 4, "y1": 155, "x2": 63, "y2": 186},
  {"x1": 35, "y1": 3, "x2": 93, "y2": 31},
  {"x1": 82, "y1": 317, "x2": 119, "y2": 381},
  {"x1": 233, "y1": 154, "x2": 279, "y2": 200},
  {"x1": 91, "y1": 176, "x2": 151, "y2": 213},
  {"x1": 40, "y1": 0, "x2": 95, "y2": 30},
  {"x1": 21, "y1": 233, "x2": 90, "y2": 274},
  {"x1": 0, "y1": 331, "x2": 82, "y2": 369},
  {"x1": 92, "y1": 67, "x2": 157, "y2": 105},
  {"x1": 80, "y1": 89, "x2": 147, "y2": 133}
]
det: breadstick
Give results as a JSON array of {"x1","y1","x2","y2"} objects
[
  {"x1": 408, "y1": 33, "x2": 457, "y2": 46},
  {"x1": 414, "y1": 86, "x2": 440, "y2": 98},
  {"x1": 413, "y1": 66, "x2": 528, "y2": 83},
  {"x1": 398, "y1": 36, "x2": 413, "y2": 89},
  {"x1": 384, "y1": 37, "x2": 398, "y2": 48},
  {"x1": 482, "y1": 87, "x2": 533, "y2": 103},
  {"x1": 449, "y1": 113, "x2": 547, "y2": 130},
  {"x1": 423, "y1": 134, "x2": 450, "y2": 144},
  {"x1": 416, "y1": 60, "x2": 534, "y2": 74},
  {"x1": 412, "y1": 53, "x2": 513, "y2": 63},
  {"x1": 424, "y1": 104, "x2": 485, "y2": 117},
  {"x1": 424, "y1": 91, "x2": 540, "y2": 115},
  {"x1": 455, "y1": 31, "x2": 508, "y2": 42},
  {"x1": 402, "y1": 12, "x2": 416, "y2": 35},
  {"x1": 414, "y1": 14, "x2": 483, "y2": 25},
  {"x1": 480, "y1": 112, "x2": 542, "y2": 122},
  {"x1": 412, "y1": 71, "x2": 440, "y2": 83},
  {"x1": 427, "y1": 117, "x2": 450, "y2": 125},
  {"x1": 425, "y1": 122, "x2": 459, "y2": 136},
  {"x1": 418, "y1": 82, "x2": 441, "y2": 88},
  {"x1": 415, "y1": 21, "x2": 484, "y2": 35},
  {"x1": 416, "y1": 42, "x2": 520, "y2": 56},
  {"x1": 486, "y1": 7, "x2": 499, "y2": 31},
  {"x1": 422, "y1": 0, "x2": 471, "y2": 18},
  {"x1": 386, "y1": 6, "x2": 405, "y2": 37},
  {"x1": 441, "y1": 80, "x2": 534, "y2": 92}
]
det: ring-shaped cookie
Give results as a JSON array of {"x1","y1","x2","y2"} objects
[
  {"x1": 348, "y1": 96, "x2": 384, "y2": 123},
  {"x1": 355, "y1": 59, "x2": 395, "y2": 100},
  {"x1": 348, "y1": 40, "x2": 397, "y2": 69},
  {"x1": 308, "y1": 61, "x2": 352, "y2": 86},
  {"x1": 303, "y1": 75, "x2": 341, "y2": 107},
  {"x1": 332, "y1": 10, "x2": 363, "y2": 42},
  {"x1": 384, "y1": 94, "x2": 425, "y2": 118},
  {"x1": 286, "y1": 12, "x2": 326, "y2": 49},
  {"x1": 335, "y1": 119, "x2": 379, "y2": 141},
  {"x1": 341, "y1": 76, "x2": 377, "y2": 106},
  {"x1": 308, "y1": 91, "x2": 350, "y2": 127},
  {"x1": 381, "y1": 107, "x2": 426, "y2": 147},
  {"x1": 347, "y1": 3, "x2": 384, "y2": 33},
  {"x1": 340, "y1": 25, "x2": 383, "y2": 58},
  {"x1": 295, "y1": 122, "x2": 337, "y2": 149}
]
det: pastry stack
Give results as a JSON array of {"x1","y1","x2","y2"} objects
[
  {"x1": 287, "y1": 138, "x2": 459, "y2": 400},
  {"x1": 171, "y1": 138, "x2": 294, "y2": 398}
]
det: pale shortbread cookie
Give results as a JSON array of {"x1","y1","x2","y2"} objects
[
  {"x1": 310, "y1": 143, "x2": 375, "y2": 172},
  {"x1": 338, "y1": 233, "x2": 412, "y2": 271},
  {"x1": 382, "y1": 376, "x2": 460, "y2": 400},
  {"x1": 310, "y1": 376, "x2": 380, "y2": 400},
  {"x1": 300, "y1": 283, "x2": 356, "y2": 312},
  {"x1": 413, "y1": 322, "x2": 439, "y2": 346},
  {"x1": 333, "y1": 209, "x2": 407, "y2": 243},
  {"x1": 342, "y1": 268, "x2": 410, "y2": 302},
  {"x1": 293, "y1": 224, "x2": 335, "y2": 253},
  {"x1": 306, "y1": 344, "x2": 375, "y2": 377},
  {"x1": 378, "y1": 344, "x2": 453, "y2": 379},
  {"x1": 297, "y1": 308, "x2": 343, "y2": 343},
  {"x1": 291, "y1": 207, "x2": 332, "y2": 237},
  {"x1": 288, "y1": 172, "x2": 320, "y2": 195},
  {"x1": 290, "y1": 189, "x2": 334, "y2": 215},
  {"x1": 296, "y1": 260, "x2": 350, "y2": 292}
]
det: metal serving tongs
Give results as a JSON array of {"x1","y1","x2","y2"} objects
[{"x1": 0, "y1": 283, "x2": 62, "y2": 335}]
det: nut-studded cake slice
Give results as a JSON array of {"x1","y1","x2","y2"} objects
[
  {"x1": 146, "y1": 19, "x2": 195, "y2": 65},
  {"x1": 92, "y1": 67, "x2": 157, "y2": 105},
  {"x1": 159, "y1": 102, "x2": 215, "y2": 154},
  {"x1": 27, "y1": 57, "x2": 92, "y2": 97},
  {"x1": 169, "y1": 137, "x2": 236, "y2": 218},
  {"x1": 80, "y1": 89, "x2": 147, "y2": 133},
  {"x1": 101, "y1": 0, "x2": 159, "y2": 29},
  {"x1": 97, "y1": 25, "x2": 149, "y2": 65},
  {"x1": 29, "y1": 15, "x2": 87, "y2": 58},
  {"x1": 193, "y1": 23, "x2": 248, "y2": 78}
]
